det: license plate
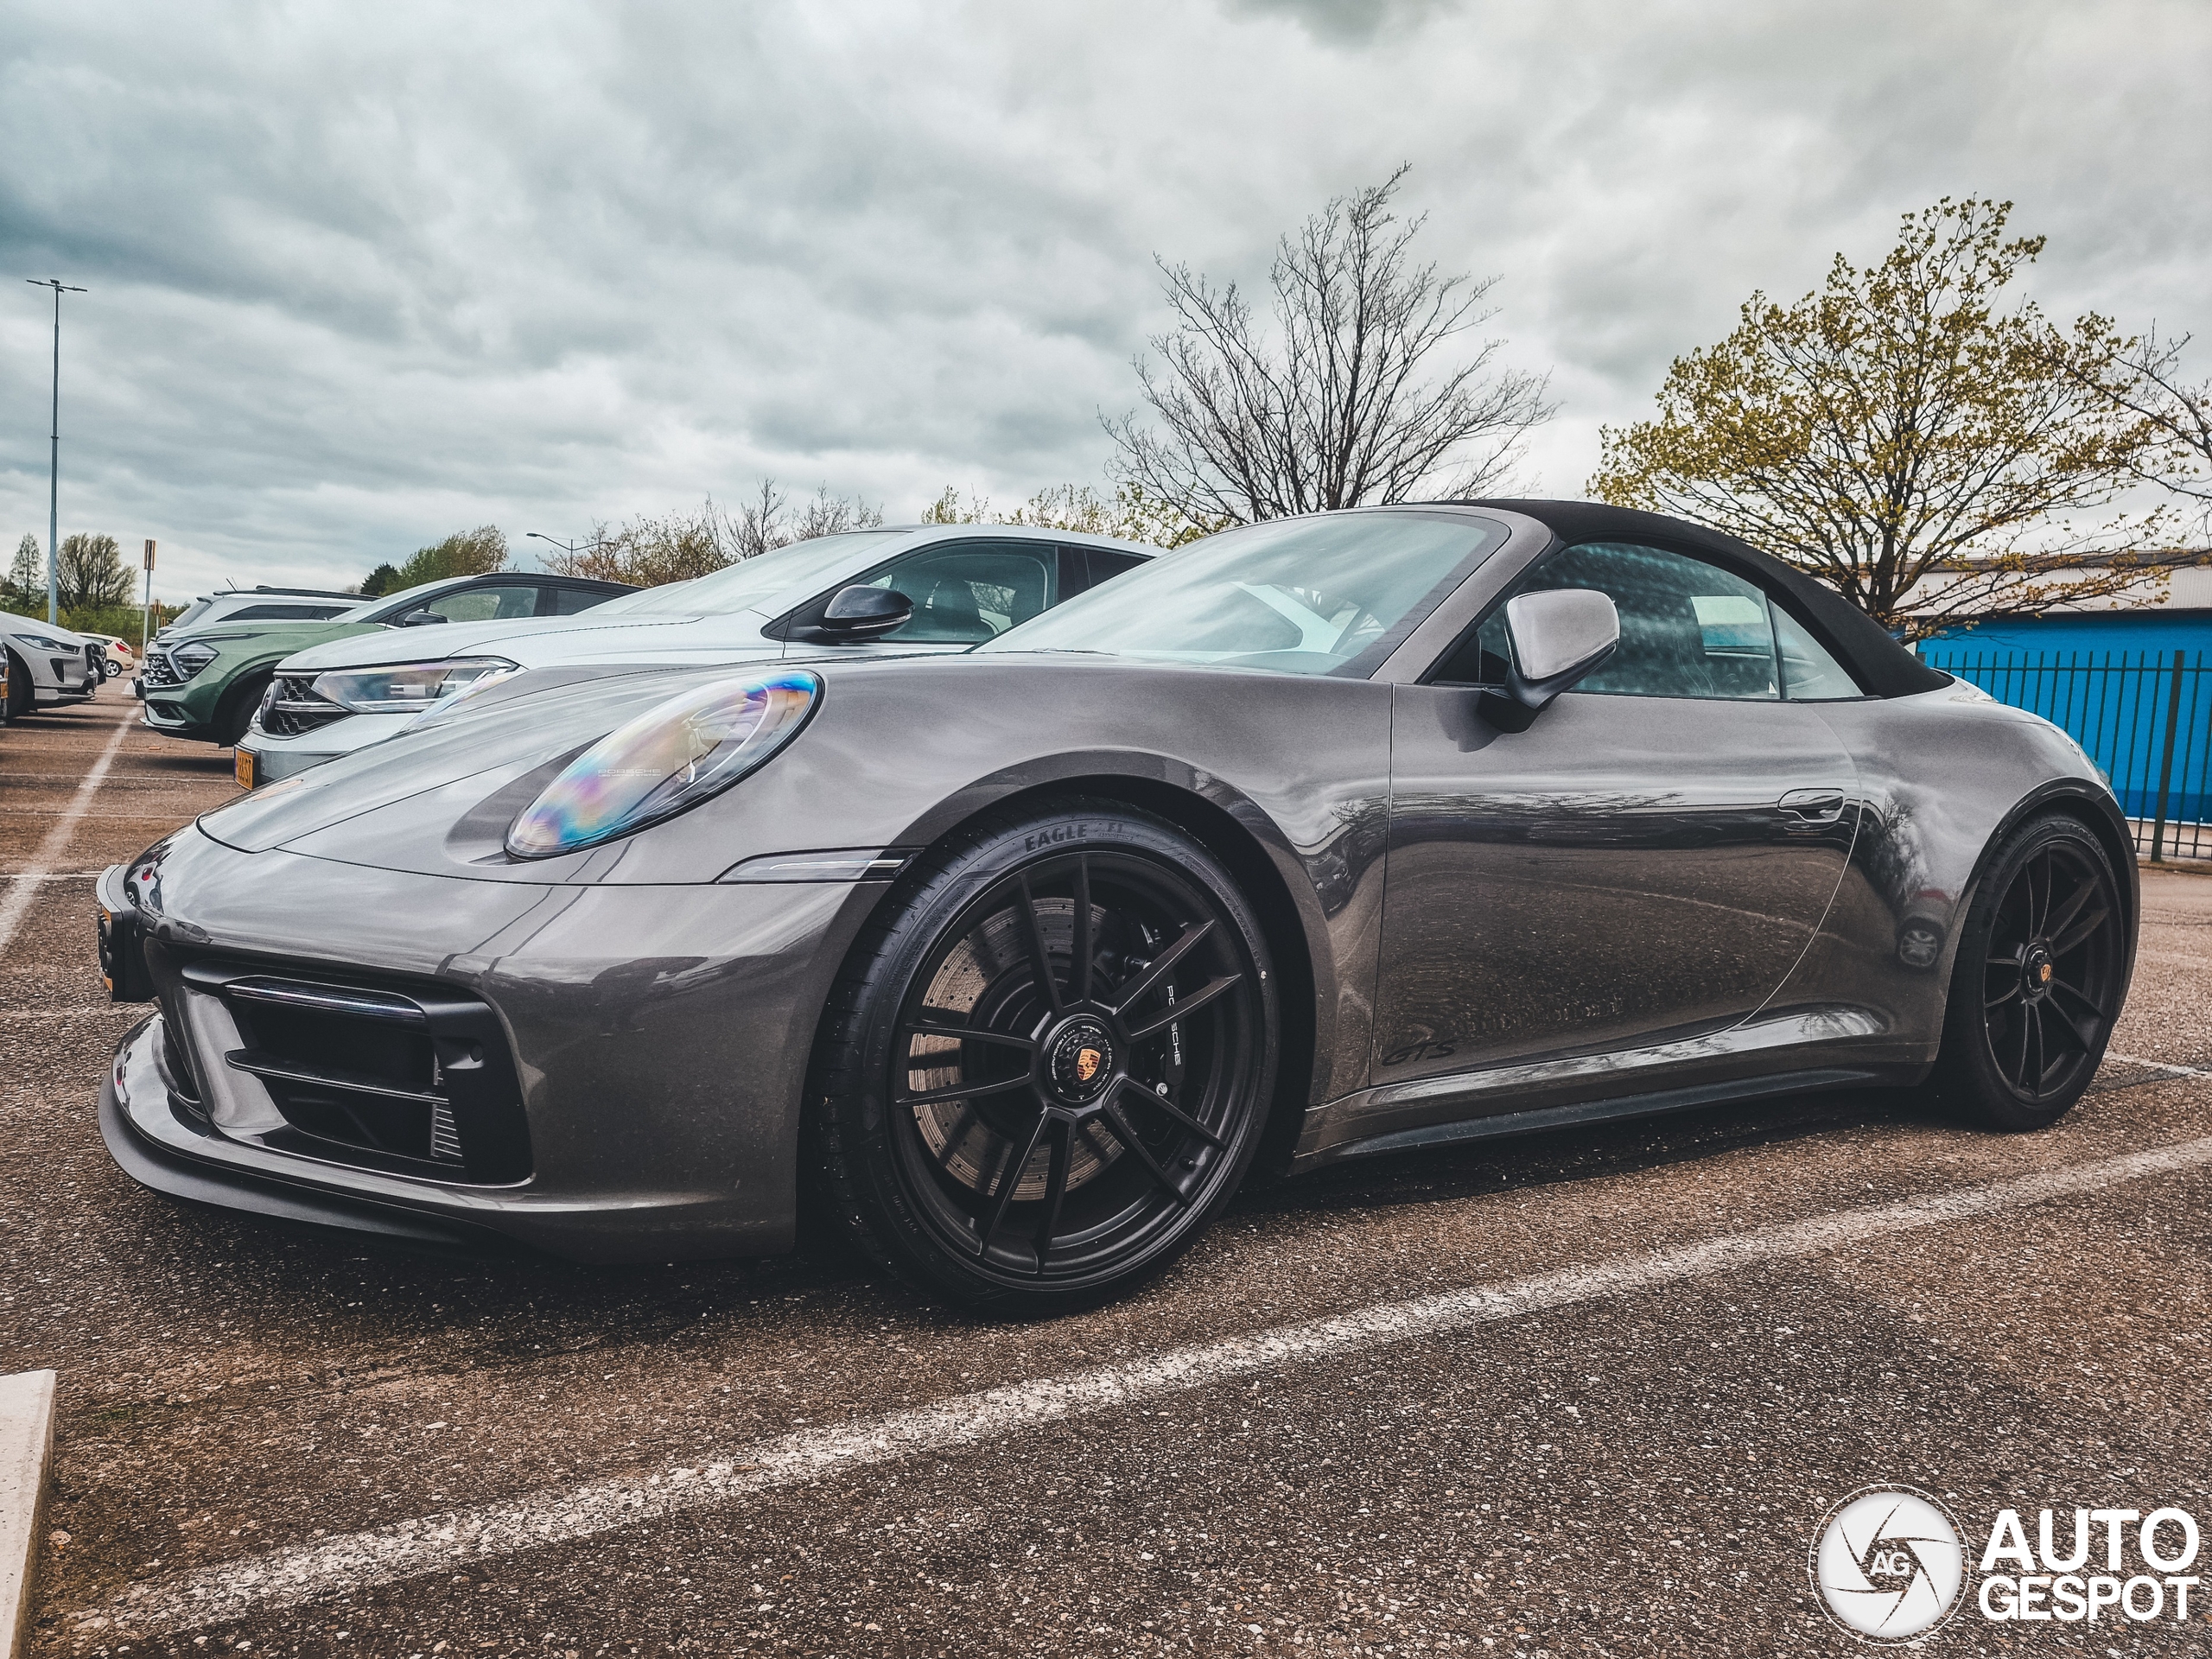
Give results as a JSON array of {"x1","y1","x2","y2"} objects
[{"x1": 235, "y1": 748, "x2": 255, "y2": 790}]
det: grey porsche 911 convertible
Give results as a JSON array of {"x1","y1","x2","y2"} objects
[{"x1": 97, "y1": 501, "x2": 2136, "y2": 1310}]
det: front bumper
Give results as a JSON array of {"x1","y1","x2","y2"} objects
[
  {"x1": 141, "y1": 694, "x2": 211, "y2": 738},
  {"x1": 239, "y1": 710, "x2": 417, "y2": 785},
  {"x1": 97, "y1": 827, "x2": 885, "y2": 1262},
  {"x1": 102, "y1": 1023, "x2": 511, "y2": 1251}
]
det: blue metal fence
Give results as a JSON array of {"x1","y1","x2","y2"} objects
[{"x1": 1916, "y1": 648, "x2": 2212, "y2": 861}]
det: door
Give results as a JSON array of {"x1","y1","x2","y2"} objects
[{"x1": 1373, "y1": 540, "x2": 1863, "y2": 1090}]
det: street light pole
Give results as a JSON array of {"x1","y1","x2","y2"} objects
[
  {"x1": 526, "y1": 531, "x2": 604, "y2": 560},
  {"x1": 28, "y1": 278, "x2": 88, "y2": 626}
]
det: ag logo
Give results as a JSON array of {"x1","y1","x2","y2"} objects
[{"x1": 1811, "y1": 1485, "x2": 1967, "y2": 1643}]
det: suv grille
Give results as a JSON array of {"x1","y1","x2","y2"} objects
[
  {"x1": 142, "y1": 646, "x2": 184, "y2": 688},
  {"x1": 165, "y1": 959, "x2": 532, "y2": 1183},
  {"x1": 259, "y1": 673, "x2": 348, "y2": 736}
]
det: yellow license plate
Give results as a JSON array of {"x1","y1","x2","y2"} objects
[{"x1": 235, "y1": 748, "x2": 255, "y2": 790}]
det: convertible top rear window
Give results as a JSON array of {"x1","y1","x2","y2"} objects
[{"x1": 982, "y1": 512, "x2": 1506, "y2": 676}]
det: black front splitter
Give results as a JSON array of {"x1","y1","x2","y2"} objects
[{"x1": 99, "y1": 1071, "x2": 515, "y2": 1256}]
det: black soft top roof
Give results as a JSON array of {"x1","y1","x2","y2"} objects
[{"x1": 1452, "y1": 499, "x2": 1950, "y2": 700}]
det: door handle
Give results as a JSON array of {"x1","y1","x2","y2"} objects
[{"x1": 1778, "y1": 787, "x2": 1847, "y2": 821}]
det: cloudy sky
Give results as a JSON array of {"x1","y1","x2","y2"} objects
[{"x1": 4, "y1": 0, "x2": 2209, "y2": 601}]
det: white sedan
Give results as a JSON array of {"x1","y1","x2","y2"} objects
[{"x1": 238, "y1": 523, "x2": 1154, "y2": 785}]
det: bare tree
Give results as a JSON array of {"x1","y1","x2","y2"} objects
[
  {"x1": 921, "y1": 480, "x2": 1223, "y2": 547},
  {"x1": 2079, "y1": 327, "x2": 2212, "y2": 518},
  {"x1": 546, "y1": 483, "x2": 881, "y2": 587},
  {"x1": 1104, "y1": 165, "x2": 1553, "y2": 524}
]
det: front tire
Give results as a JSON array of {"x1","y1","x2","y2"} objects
[
  {"x1": 810, "y1": 799, "x2": 1278, "y2": 1312},
  {"x1": 1925, "y1": 813, "x2": 2128, "y2": 1130},
  {"x1": 3, "y1": 651, "x2": 30, "y2": 721},
  {"x1": 214, "y1": 674, "x2": 269, "y2": 747}
]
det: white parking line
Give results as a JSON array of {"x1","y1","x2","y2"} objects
[
  {"x1": 2107, "y1": 1052, "x2": 2209, "y2": 1077},
  {"x1": 0, "y1": 713, "x2": 131, "y2": 955},
  {"x1": 87, "y1": 1131, "x2": 2212, "y2": 1639}
]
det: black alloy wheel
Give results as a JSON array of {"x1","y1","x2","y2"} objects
[
  {"x1": 1929, "y1": 813, "x2": 2128, "y2": 1129},
  {"x1": 811, "y1": 802, "x2": 1277, "y2": 1310}
]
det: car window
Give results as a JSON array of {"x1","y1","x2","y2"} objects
[
  {"x1": 987, "y1": 512, "x2": 1506, "y2": 676},
  {"x1": 546, "y1": 586, "x2": 613, "y2": 616},
  {"x1": 1441, "y1": 542, "x2": 1786, "y2": 701},
  {"x1": 1772, "y1": 605, "x2": 1863, "y2": 699},
  {"x1": 1085, "y1": 549, "x2": 1147, "y2": 586},
  {"x1": 600, "y1": 530, "x2": 912, "y2": 620},
  {"x1": 419, "y1": 584, "x2": 544, "y2": 624},
  {"x1": 168, "y1": 599, "x2": 213, "y2": 632},
  {"x1": 868, "y1": 543, "x2": 1057, "y2": 644},
  {"x1": 221, "y1": 603, "x2": 353, "y2": 622}
]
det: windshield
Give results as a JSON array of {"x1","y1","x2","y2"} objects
[
  {"x1": 585, "y1": 531, "x2": 913, "y2": 620},
  {"x1": 982, "y1": 511, "x2": 1506, "y2": 674},
  {"x1": 165, "y1": 599, "x2": 213, "y2": 632}
]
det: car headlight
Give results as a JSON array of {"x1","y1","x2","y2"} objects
[
  {"x1": 168, "y1": 640, "x2": 219, "y2": 678},
  {"x1": 309, "y1": 658, "x2": 520, "y2": 716},
  {"x1": 15, "y1": 631, "x2": 77, "y2": 652},
  {"x1": 505, "y1": 670, "x2": 819, "y2": 860}
]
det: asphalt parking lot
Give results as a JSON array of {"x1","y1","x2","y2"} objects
[{"x1": 5, "y1": 691, "x2": 2210, "y2": 1656}]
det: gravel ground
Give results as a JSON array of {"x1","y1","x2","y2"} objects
[{"x1": 4, "y1": 693, "x2": 2209, "y2": 1656}]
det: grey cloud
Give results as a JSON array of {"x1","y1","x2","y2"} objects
[{"x1": 1, "y1": 0, "x2": 2208, "y2": 600}]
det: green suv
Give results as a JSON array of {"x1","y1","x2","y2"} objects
[{"x1": 140, "y1": 571, "x2": 633, "y2": 747}]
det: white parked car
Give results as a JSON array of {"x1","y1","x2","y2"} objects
[
  {"x1": 238, "y1": 524, "x2": 1155, "y2": 784},
  {"x1": 156, "y1": 585, "x2": 368, "y2": 640},
  {"x1": 1, "y1": 611, "x2": 104, "y2": 719}
]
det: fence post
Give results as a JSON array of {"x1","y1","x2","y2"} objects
[{"x1": 2151, "y1": 648, "x2": 2185, "y2": 863}]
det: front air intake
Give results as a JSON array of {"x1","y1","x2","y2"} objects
[{"x1": 175, "y1": 961, "x2": 532, "y2": 1183}]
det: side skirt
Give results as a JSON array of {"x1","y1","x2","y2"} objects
[{"x1": 1301, "y1": 1065, "x2": 1921, "y2": 1169}]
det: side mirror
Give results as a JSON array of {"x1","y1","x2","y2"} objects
[
  {"x1": 813, "y1": 585, "x2": 913, "y2": 641},
  {"x1": 1502, "y1": 589, "x2": 1619, "y2": 712},
  {"x1": 395, "y1": 609, "x2": 449, "y2": 627}
]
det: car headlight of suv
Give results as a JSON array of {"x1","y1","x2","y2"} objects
[
  {"x1": 309, "y1": 658, "x2": 520, "y2": 717},
  {"x1": 168, "y1": 640, "x2": 219, "y2": 678},
  {"x1": 506, "y1": 670, "x2": 820, "y2": 860}
]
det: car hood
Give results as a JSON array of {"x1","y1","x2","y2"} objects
[
  {"x1": 194, "y1": 662, "x2": 721, "y2": 851},
  {"x1": 167, "y1": 650, "x2": 1376, "y2": 903},
  {"x1": 163, "y1": 619, "x2": 379, "y2": 652},
  {"x1": 274, "y1": 609, "x2": 777, "y2": 673}
]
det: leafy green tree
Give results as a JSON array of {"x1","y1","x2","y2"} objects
[
  {"x1": 58, "y1": 532, "x2": 134, "y2": 609},
  {"x1": 6, "y1": 535, "x2": 40, "y2": 608},
  {"x1": 1591, "y1": 197, "x2": 2173, "y2": 639},
  {"x1": 388, "y1": 525, "x2": 509, "y2": 591},
  {"x1": 358, "y1": 563, "x2": 401, "y2": 597}
]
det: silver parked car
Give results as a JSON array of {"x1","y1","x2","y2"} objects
[{"x1": 2, "y1": 611, "x2": 104, "y2": 718}]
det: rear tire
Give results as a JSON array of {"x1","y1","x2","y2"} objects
[
  {"x1": 1923, "y1": 813, "x2": 2128, "y2": 1131},
  {"x1": 809, "y1": 798, "x2": 1277, "y2": 1313}
]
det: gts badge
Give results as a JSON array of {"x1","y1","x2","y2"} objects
[{"x1": 1381, "y1": 1038, "x2": 1457, "y2": 1067}]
